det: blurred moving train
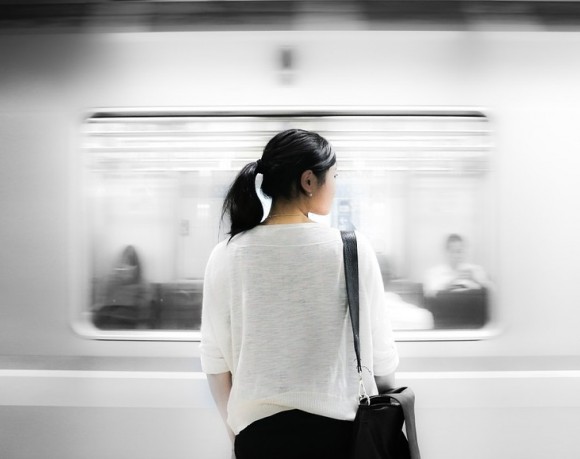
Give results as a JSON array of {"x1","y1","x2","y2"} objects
[{"x1": 2, "y1": 1, "x2": 580, "y2": 458}]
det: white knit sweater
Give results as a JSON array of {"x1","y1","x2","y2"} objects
[{"x1": 200, "y1": 222, "x2": 399, "y2": 435}]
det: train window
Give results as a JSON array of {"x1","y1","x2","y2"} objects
[{"x1": 80, "y1": 110, "x2": 494, "y2": 340}]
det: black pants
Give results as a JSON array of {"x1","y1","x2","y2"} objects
[{"x1": 234, "y1": 410, "x2": 353, "y2": 459}]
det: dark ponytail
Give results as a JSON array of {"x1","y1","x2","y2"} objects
[
  {"x1": 221, "y1": 161, "x2": 264, "y2": 239},
  {"x1": 222, "y1": 129, "x2": 336, "y2": 239}
]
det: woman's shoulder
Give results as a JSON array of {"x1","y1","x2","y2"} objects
[
  {"x1": 353, "y1": 230, "x2": 375, "y2": 255},
  {"x1": 344, "y1": 230, "x2": 380, "y2": 274},
  {"x1": 205, "y1": 239, "x2": 230, "y2": 270}
]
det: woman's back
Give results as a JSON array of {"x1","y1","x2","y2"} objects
[{"x1": 201, "y1": 222, "x2": 398, "y2": 435}]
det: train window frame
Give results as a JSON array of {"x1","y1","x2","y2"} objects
[{"x1": 71, "y1": 107, "x2": 499, "y2": 342}]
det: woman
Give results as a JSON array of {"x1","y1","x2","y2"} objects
[
  {"x1": 94, "y1": 245, "x2": 149, "y2": 329},
  {"x1": 200, "y1": 129, "x2": 399, "y2": 459}
]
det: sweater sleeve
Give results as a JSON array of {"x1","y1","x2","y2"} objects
[
  {"x1": 356, "y1": 233, "x2": 400, "y2": 377},
  {"x1": 200, "y1": 243, "x2": 231, "y2": 375}
]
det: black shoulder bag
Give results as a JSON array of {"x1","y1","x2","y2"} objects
[{"x1": 341, "y1": 231, "x2": 421, "y2": 459}]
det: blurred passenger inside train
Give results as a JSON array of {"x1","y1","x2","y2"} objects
[
  {"x1": 93, "y1": 245, "x2": 151, "y2": 329},
  {"x1": 423, "y1": 234, "x2": 490, "y2": 328},
  {"x1": 200, "y1": 129, "x2": 399, "y2": 459},
  {"x1": 424, "y1": 234, "x2": 490, "y2": 298}
]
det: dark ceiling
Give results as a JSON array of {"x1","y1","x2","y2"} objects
[{"x1": 1, "y1": 0, "x2": 580, "y2": 32}]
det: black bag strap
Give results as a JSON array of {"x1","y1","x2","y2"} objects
[
  {"x1": 340, "y1": 230, "x2": 362, "y2": 374},
  {"x1": 340, "y1": 231, "x2": 421, "y2": 459}
]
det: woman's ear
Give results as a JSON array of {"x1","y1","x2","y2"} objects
[{"x1": 300, "y1": 170, "x2": 315, "y2": 194}]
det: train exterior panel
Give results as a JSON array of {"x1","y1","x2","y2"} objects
[{"x1": 1, "y1": 30, "x2": 580, "y2": 458}]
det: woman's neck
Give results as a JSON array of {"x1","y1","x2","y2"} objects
[{"x1": 262, "y1": 201, "x2": 312, "y2": 225}]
